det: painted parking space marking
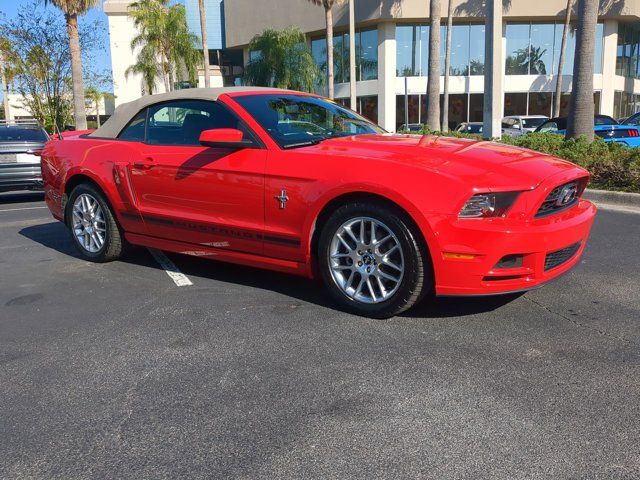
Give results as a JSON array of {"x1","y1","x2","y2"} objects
[
  {"x1": 0, "y1": 206, "x2": 48, "y2": 212},
  {"x1": 148, "y1": 248, "x2": 193, "y2": 287}
]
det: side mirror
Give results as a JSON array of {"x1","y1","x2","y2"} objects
[{"x1": 199, "y1": 128, "x2": 255, "y2": 149}]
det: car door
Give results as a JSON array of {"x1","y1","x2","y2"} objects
[{"x1": 124, "y1": 99, "x2": 266, "y2": 255}]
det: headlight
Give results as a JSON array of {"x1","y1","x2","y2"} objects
[{"x1": 458, "y1": 192, "x2": 520, "y2": 218}]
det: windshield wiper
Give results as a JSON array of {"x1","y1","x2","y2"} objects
[{"x1": 282, "y1": 138, "x2": 326, "y2": 149}]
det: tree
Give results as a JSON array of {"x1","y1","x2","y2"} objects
[
  {"x1": 2, "y1": 1, "x2": 102, "y2": 131},
  {"x1": 44, "y1": 0, "x2": 99, "y2": 130},
  {"x1": 442, "y1": 0, "x2": 453, "y2": 131},
  {"x1": 566, "y1": 0, "x2": 598, "y2": 141},
  {"x1": 126, "y1": 45, "x2": 160, "y2": 94},
  {"x1": 129, "y1": 0, "x2": 201, "y2": 92},
  {"x1": 198, "y1": 0, "x2": 210, "y2": 88},
  {"x1": 0, "y1": 37, "x2": 19, "y2": 121},
  {"x1": 310, "y1": 0, "x2": 337, "y2": 99},
  {"x1": 244, "y1": 28, "x2": 322, "y2": 92},
  {"x1": 426, "y1": 0, "x2": 441, "y2": 131},
  {"x1": 554, "y1": 0, "x2": 573, "y2": 117}
]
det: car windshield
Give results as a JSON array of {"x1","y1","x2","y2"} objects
[
  {"x1": 0, "y1": 126, "x2": 47, "y2": 142},
  {"x1": 233, "y1": 94, "x2": 384, "y2": 148},
  {"x1": 595, "y1": 116, "x2": 618, "y2": 125},
  {"x1": 521, "y1": 118, "x2": 546, "y2": 128}
]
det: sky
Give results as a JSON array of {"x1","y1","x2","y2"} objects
[{"x1": 0, "y1": 0, "x2": 184, "y2": 101}]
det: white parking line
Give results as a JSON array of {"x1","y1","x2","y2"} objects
[
  {"x1": 148, "y1": 248, "x2": 193, "y2": 287},
  {"x1": 0, "y1": 206, "x2": 48, "y2": 212}
]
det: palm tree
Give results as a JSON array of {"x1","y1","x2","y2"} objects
[
  {"x1": 0, "y1": 37, "x2": 18, "y2": 120},
  {"x1": 126, "y1": 45, "x2": 160, "y2": 94},
  {"x1": 553, "y1": 0, "x2": 573, "y2": 117},
  {"x1": 197, "y1": 0, "x2": 211, "y2": 88},
  {"x1": 442, "y1": 0, "x2": 453, "y2": 131},
  {"x1": 310, "y1": 0, "x2": 337, "y2": 99},
  {"x1": 84, "y1": 87, "x2": 113, "y2": 127},
  {"x1": 426, "y1": 0, "x2": 442, "y2": 131},
  {"x1": 44, "y1": 0, "x2": 98, "y2": 130},
  {"x1": 244, "y1": 28, "x2": 322, "y2": 92},
  {"x1": 129, "y1": 0, "x2": 201, "y2": 92},
  {"x1": 566, "y1": 0, "x2": 598, "y2": 141}
]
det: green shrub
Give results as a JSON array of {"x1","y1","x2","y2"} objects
[{"x1": 417, "y1": 129, "x2": 640, "y2": 193}]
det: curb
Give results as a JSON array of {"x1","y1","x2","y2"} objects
[{"x1": 584, "y1": 189, "x2": 640, "y2": 209}]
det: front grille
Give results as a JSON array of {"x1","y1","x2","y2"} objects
[
  {"x1": 536, "y1": 179, "x2": 586, "y2": 218},
  {"x1": 544, "y1": 242, "x2": 581, "y2": 271}
]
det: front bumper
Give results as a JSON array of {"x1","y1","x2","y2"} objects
[
  {"x1": 0, "y1": 163, "x2": 43, "y2": 192},
  {"x1": 431, "y1": 199, "x2": 597, "y2": 296}
]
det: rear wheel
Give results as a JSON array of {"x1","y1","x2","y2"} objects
[
  {"x1": 65, "y1": 184, "x2": 124, "y2": 262},
  {"x1": 318, "y1": 201, "x2": 432, "y2": 318}
]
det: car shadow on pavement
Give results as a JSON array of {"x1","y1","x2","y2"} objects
[
  {"x1": 20, "y1": 222, "x2": 523, "y2": 319},
  {"x1": 0, "y1": 191, "x2": 44, "y2": 204}
]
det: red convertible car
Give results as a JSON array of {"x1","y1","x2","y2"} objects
[{"x1": 41, "y1": 87, "x2": 596, "y2": 318}]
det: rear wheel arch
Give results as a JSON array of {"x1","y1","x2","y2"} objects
[{"x1": 63, "y1": 174, "x2": 112, "y2": 223}]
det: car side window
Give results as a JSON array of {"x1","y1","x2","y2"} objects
[
  {"x1": 118, "y1": 109, "x2": 147, "y2": 141},
  {"x1": 145, "y1": 100, "x2": 251, "y2": 146}
]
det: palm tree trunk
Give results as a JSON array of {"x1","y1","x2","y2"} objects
[
  {"x1": 325, "y1": 5, "x2": 334, "y2": 99},
  {"x1": 198, "y1": 0, "x2": 211, "y2": 88},
  {"x1": 95, "y1": 98, "x2": 101, "y2": 127},
  {"x1": 426, "y1": 0, "x2": 442, "y2": 131},
  {"x1": 65, "y1": 13, "x2": 87, "y2": 130},
  {"x1": 0, "y1": 53, "x2": 10, "y2": 121},
  {"x1": 566, "y1": 0, "x2": 597, "y2": 140},
  {"x1": 554, "y1": 0, "x2": 573, "y2": 117},
  {"x1": 442, "y1": 0, "x2": 453, "y2": 131}
]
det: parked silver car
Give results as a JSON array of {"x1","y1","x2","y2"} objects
[
  {"x1": 501, "y1": 115, "x2": 548, "y2": 138},
  {"x1": 0, "y1": 120, "x2": 48, "y2": 193}
]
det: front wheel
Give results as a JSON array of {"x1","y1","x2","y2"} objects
[{"x1": 318, "y1": 202, "x2": 433, "y2": 318}]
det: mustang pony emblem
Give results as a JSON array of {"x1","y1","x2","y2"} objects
[{"x1": 275, "y1": 189, "x2": 289, "y2": 209}]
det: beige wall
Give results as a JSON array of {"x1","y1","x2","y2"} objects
[{"x1": 224, "y1": 0, "x2": 640, "y2": 48}]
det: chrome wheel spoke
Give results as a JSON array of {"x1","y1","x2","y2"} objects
[
  {"x1": 328, "y1": 216, "x2": 404, "y2": 304},
  {"x1": 72, "y1": 193, "x2": 106, "y2": 253}
]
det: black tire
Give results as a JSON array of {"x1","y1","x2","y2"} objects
[
  {"x1": 65, "y1": 183, "x2": 124, "y2": 262},
  {"x1": 318, "y1": 201, "x2": 433, "y2": 318}
]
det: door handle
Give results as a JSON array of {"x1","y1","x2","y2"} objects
[{"x1": 132, "y1": 157, "x2": 154, "y2": 170}]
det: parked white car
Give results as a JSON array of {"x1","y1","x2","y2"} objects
[{"x1": 501, "y1": 115, "x2": 548, "y2": 138}]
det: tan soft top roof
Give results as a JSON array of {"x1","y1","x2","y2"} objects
[{"x1": 90, "y1": 86, "x2": 297, "y2": 139}]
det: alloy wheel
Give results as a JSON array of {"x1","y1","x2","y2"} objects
[
  {"x1": 72, "y1": 193, "x2": 107, "y2": 253},
  {"x1": 328, "y1": 216, "x2": 405, "y2": 304}
]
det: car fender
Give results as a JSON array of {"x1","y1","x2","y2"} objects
[{"x1": 302, "y1": 181, "x2": 440, "y2": 264}]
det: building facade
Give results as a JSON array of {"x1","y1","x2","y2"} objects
[{"x1": 223, "y1": 0, "x2": 640, "y2": 131}]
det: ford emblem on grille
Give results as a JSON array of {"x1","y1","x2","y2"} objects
[{"x1": 555, "y1": 183, "x2": 578, "y2": 207}]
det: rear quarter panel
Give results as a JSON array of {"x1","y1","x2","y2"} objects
[{"x1": 41, "y1": 137, "x2": 145, "y2": 233}]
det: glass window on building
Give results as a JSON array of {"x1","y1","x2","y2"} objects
[
  {"x1": 504, "y1": 93, "x2": 528, "y2": 116},
  {"x1": 334, "y1": 96, "x2": 379, "y2": 124},
  {"x1": 442, "y1": 93, "x2": 468, "y2": 130},
  {"x1": 557, "y1": 91, "x2": 601, "y2": 117},
  {"x1": 529, "y1": 92, "x2": 553, "y2": 116},
  {"x1": 529, "y1": 23, "x2": 555, "y2": 75},
  {"x1": 311, "y1": 28, "x2": 378, "y2": 83},
  {"x1": 396, "y1": 94, "x2": 421, "y2": 130},
  {"x1": 505, "y1": 24, "x2": 531, "y2": 74},
  {"x1": 449, "y1": 25, "x2": 470, "y2": 75},
  {"x1": 613, "y1": 91, "x2": 640, "y2": 119},
  {"x1": 508, "y1": 22, "x2": 603, "y2": 76},
  {"x1": 396, "y1": 23, "x2": 484, "y2": 77},
  {"x1": 358, "y1": 29, "x2": 378, "y2": 80},
  {"x1": 469, "y1": 25, "x2": 485, "y2": 75},
  {"x1": 396, "y1": 24, "x2": 429, "y2": 76},
  {"x1": 469, "y1": 94, "x2": 484, "y2": 121},
  {"x1": 616, "y1": 23, "x2": 640, "y2": 78}
]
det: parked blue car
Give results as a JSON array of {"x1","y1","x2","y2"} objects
[{"x1": 535, "y1": 115, "x2": 640, "y2": 147}]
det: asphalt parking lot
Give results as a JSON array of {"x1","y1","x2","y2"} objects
[{"x1": 1, "y1": 192, "x2": 639, "y2": 479}]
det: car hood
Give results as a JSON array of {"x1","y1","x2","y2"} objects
[{"x1": 307, "y1": 134, "x2": 581, "y2": 190}]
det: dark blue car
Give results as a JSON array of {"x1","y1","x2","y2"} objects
[{"x1": 535, "y1": 115, "x2": 640, "y2": 147}]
